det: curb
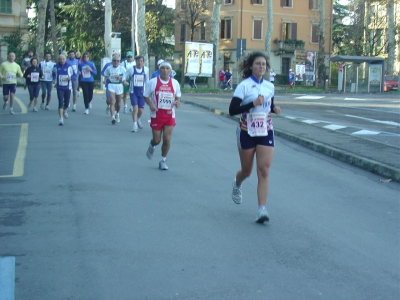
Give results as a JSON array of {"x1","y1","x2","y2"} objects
[{"x1": 181, "y1": 99, "x2": 400, "y2": 182}]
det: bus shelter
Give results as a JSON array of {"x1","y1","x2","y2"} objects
[{"x1": 331, "y1": 55, "x2": 385, "y2": 93}]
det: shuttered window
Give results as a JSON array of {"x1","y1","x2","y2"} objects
[
  {"x1": 253, "y1": 19, "x2": 262, "y2": 40},
  {"x1": 251, "y1": 0, "x2": 263, "y2": 4},
  {"x1": 0, "y1": 0, "x2": 12, "y2": 13},
  {"x1": 309, "y1": 0, "x2": 318, "y2": 9},
  {"x1": 311, "y1": 24, "x2": 319, "y2": 43},
  {"x1": 180, "y1": 24, "x2": 185, "y2": 42},
  {"x1": 280, "y1": 0, "x2": 292, "y2": 7},
  {"x1": 220, "y1": 19, "x2": 232, "y2": 39}
]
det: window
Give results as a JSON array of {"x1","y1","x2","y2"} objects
[
  {"x1": 180, "y1": 0, "x2": 186, "y2": 10},
  {"x1": 251, "y1": 0, "x2": 263, "y2": 4},
  {"x1": 309, "y1": 0, "x2": 318, "y2": 10},
  {"x1": 282, "y1": 22, "x2": 297, "y2": 40},
  {"x1": 253, "y1": 19, "x2": 262, "y2": 40},
  {"x1": 311, "y1": 24, "x2": 319, "y2": 43},
  {"x1": 180, "y1": 24, "x2": 186, "y2": 42},
  {"x1": 281, "y1": 0, "x2": 292, "y2": 7},
  {"x1": 220, "y1": 19, "x2": 232, "y2": 39},
  {"x1": 0, "y1": 0, "x2": 12, "y2": 14},
  {"x1": 200, "y1": 21, "x2": 206, "y2": 40},
  {"x1": 224, "y1": 0, "x2": 233, "y2": 4},
  {"x1": 376, "y1": 29, "x2": 382, "y2": 47}
]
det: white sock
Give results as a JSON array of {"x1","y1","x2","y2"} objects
[
  {"x1": 161, "y1": 157, "x2": 166, "y2": 161},
  {"x1": 133, "y1": 121, "x2": 137, "y2": 125}
]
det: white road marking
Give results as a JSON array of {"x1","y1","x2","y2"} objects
[
  {"x1": 302, "y1": 120, "x2": 321, "y2": 124},
  {"x1": 352, "y1": 130, "x2": 380, "y2": 135},
  {"x1": 324, "y1": 124, "x2": 347, "y2": 130},
  {"x1": 345, "y1": 114, "x2": 400, "y2": 127},
  {"x1": 0, "y1": 256, "x2": 15, "y2": 300},
  {"x1": 295, "y1": 95, "x2": 325, "y2": 99},
  {"x1": 344, "y1": 98, "x2": 368, "y2": 101}
]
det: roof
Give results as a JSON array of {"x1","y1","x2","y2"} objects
[{"x1": 331, "y1": 55, "x2": 384, "y2": 63}]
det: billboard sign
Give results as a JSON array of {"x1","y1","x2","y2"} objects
[{"x1": 184, "y1": 42, "x2": 213, "y2": 77}]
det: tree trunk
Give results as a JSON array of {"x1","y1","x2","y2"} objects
[
  {"x1": 387, "y1": 0, "x2": 395, "y2": 74},
  {"x1": 36, "y1": 0, "x2": 48, "y2": 61},
  {"x1": 363, "y1": 0, "x2": 370, "y2": 56},
  {"x1": 131, "y1": 0, "x2": 136, "y2": 56},
  {"x1": 209, "y1": 0, "x2": 222, "y2": 89},
  {"x1": 317, "y1": 0, "x2": 326, "y2": 89},
  {"x1": 104, "y1": 0, "x2": 112, "y2": 58},
  {"x1": 49, "y1": 0, "x2": 58, "y2": 59},
  {"x1": 135, "y1": 0, "x2": 149, "y2": 66},
  {"x1": 265, "y1": 0, "x2": 273, "y2": 57}
]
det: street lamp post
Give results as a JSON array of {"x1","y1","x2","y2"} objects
[{"x1": 60, "y1": 26, "x2": 67, "y2": 54}]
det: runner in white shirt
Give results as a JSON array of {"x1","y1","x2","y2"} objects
[
  {"x1": 103, "y1": 53, "x2": 126, "y2": 124},
  {"x1": 122, "y1": 51, "x2": 136, "y2": 113},
  {"x1": 228, "y1": 51, "x2": 281, "y2": 224},
  {"x1": 40, "y1": 53, "x2": 56, "y2": 109},
  {"x1": 144, "y1": 62, "x2": 181, "y2": 170}
]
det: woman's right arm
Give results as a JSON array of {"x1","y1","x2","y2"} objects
[{"x1": 229, "y1": 97, "x2": 254, "y2": 116}]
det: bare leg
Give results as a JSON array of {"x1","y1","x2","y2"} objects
[{"x1": 255, "y1": 145, "x2": 274, "y2": 206}]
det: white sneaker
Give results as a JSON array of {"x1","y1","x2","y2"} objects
[
  {"x1": 9, "y1": 108, "x2": 14, "y2": 115},
  {"x1": 129, "y1": 106, "x2": 133, "y2": 112},
  {"x1": 28, "y1": 101, "x2": 32, "y2": 108},
  {"x1": 84, "y1": 109, "x2": 89, "y2": 115},
  {"x1": 40, "y1": 103, "x2": 45, "y2": 109},
  {"x1": 63, "y1": 111, "x2": 68, "y2": 119},
  {"x1": 256, "y1": 208, "x2": 269, "y2": 223},
  {"x1": 89, "y1": 102, "x2": 92, "y2": 109},
  {"x1": 146, "y1": 144, "x2": 154, "y2": 159},
  {"x1": 131, "y1": 123, "x2": 138, "y2": 132},
  {"x1": 159, "y1": 160, "x2": 168, "y2": 170},
  {"x1": 137, "y1": 119, "x2": 143, "y2": 129},
  {"x1": 105, "y1": 105, "x2": 110, "y2": 114},
  {"x1": 232, "y1": 179, "x2": 242, "y2": 204},
  {"x1": 124, "y1": 106, "x2": 128, "y2": 113},
  {"x1": 45, "y1": 105, "x2": 50, "y2": 110},
  {"x1": 3, "y1": 102, "x2": 7, "y2": 110},
  {"x1": 72, "y1": 104, "x2": 76, "y2": 112},
  {"x1": 116, "y1": 114, "x2": 120, "y2": 123},
  {"x1": 33, "y1": 107, "x2": 38, "y2": 112},
  {"x1": 59, "y1": 118, "x2": 64, "y2": 126}
]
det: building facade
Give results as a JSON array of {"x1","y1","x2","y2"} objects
[
  {"x1": 174, "y1": 0, "x2": 333, "y2": 85},
  {"x1": 0, "y1": 0, "x2": 29, "y2": 63}
]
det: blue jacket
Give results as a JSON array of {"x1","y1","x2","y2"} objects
[
  {"x1": 67, "y1": 58, "x2": 79, "y2": 80},
  {"x1": 78, "y1": 61, "x2": 97, "y2": 82},
  {"x1": 53, "y1": 63, "x2": 73, "y2": 90}
]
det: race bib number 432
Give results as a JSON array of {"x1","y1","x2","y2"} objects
[{"x1": 246, "y1": 112, "x2": 268, "y2": 137}]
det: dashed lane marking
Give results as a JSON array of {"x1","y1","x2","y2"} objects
[
  {"x1": 344, "y1": 98, "x2": 368, "y2": 101},
  {"x1": 324, "y1": 124, "x2": 347, "y2": 130},
  {"x1": 352, "y1": 130, "x2": 380, "y2": 135},
  {"x1": 0, "y1": 123, "x2": 29, "y2": 178},
  {"x1": 294, "y1": 95, "x2": 325, "y2": 100},
  {"x1": 345, "y1": 114, "x2": 400, "y2": 127}
]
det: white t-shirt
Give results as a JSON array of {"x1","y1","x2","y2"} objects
[{"x1": 40, "y1": 60, "x2": 56, "y2": 81}]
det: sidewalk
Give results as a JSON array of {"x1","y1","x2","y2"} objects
[{"x1": 181, "y1": 95, "x2": 400, "y2": 182}]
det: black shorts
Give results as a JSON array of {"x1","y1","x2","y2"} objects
[{"x1": 236, "y1": 127, "x2": 274, "y2": 150}]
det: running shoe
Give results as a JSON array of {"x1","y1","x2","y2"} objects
[
  {"x1": 111, "y1": 117, "x2": 116, "y2": 124},
  {"x1": 124, "y1": 106, "x2": 128, "y2": 113},
  {"x1": 146, "y1": 145, "x2": 154, "y2": 159},
  {"x1": 129, "y1": 106, "x2": 133, "y2": 112},
  {"x1": 3, "y1": 102, "x2": 7, "y2": 110},
  {"x1": 45, "y1": 105, "x2": 50, "y2": 110},
  {"x1": 131, "y1": 123, "x2": 138, "y2": 132},
  {"x1": 63, "y1": 111, "x2": 68, "y2": 119},
  {"x1": 72, "y1": 104, "x2": 76, "y2": 112},
  {"x1": 59, "y1": 118, "x2": 64, "y2": 126},
  {"x1": 84, "y1": 109, "x2": 89, "y2": 115},
  {"x1": 28, "y1": 101, "x2": 32, "y2": 108},
  {"x1": 116, "y1": 114, "x2": 120, "y2": 123},
  {"x1": 256, "y1": 208, "x2": 269, "y2": 223},
  {"x1": 232, "y1": 179, "x2": 242, "y2": 204},
  {"x1": 89, "y1": 102, "x2": 92, "y2": 109},
  {"x1": 159, "y1": 160, "x2": 168, "y2": 170},
  {"x1": 137, "y1": 119, "x2": 143, "y2": 129},
  {"x1": 105, "y1": 105, "x2": 110, "y2": 114},
  {"x1": 40, "y1": 103, "x2": 45, "y2": 110},
  {"x1": 9, "y1": 108, "x2": 14, "y2": 115},
  {"x1": 33, "y1": 107, "x2": 38, "y2": 112}
]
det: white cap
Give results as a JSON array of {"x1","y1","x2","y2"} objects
[
  {"x1": 157, "y1": 59, "x2": 164, "y2": 66},
  {"x1": 159, "y1": 61, "x2": 172, "y2": 69},
  {"x1": 289, "y1": 69, "x2": 292, "y2": 72}
]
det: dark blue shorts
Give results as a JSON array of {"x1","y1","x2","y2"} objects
[
  {"x1": 2, "y1": 84, "x2": 16, "y2": 96},
  {"x1": 236, "y1": 127, "x2": 274, "y2": 150},
  {"x1": 41, "y1": 81, "x2": 53, "y2": 96},
  {"x1": 28, "y1": 84, "x2": 41, "y2": 99},
  {"x1": 130, "y1": 93, "x2": 145, "y2": 108}
]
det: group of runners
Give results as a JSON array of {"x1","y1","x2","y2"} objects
[{"x1": 1, "y1": 49, "x2": 280, "y2": 224}]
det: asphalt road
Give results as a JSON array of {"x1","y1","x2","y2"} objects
[{"x1": 0, "y1": 89, "x2": 399, "y2": 299}]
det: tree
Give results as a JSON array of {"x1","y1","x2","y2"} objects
[
  {"x1": 49, "y1": 0, "x2": 58, "y2": 59},
  {"x1": 177, "y1": 0, "x2": 209, "y2": 42},
  {"x1": 264, "y1": 0, "x2": 273, "y2": 57},
  {"x1": 387, "y1": 0, "x2": 395, "y2": 74},
  {"x1": 104, "y1": 0, "x2": 112, "y2": 58},
  {"x1": 317, "y1": 0, "x2": 326, "y2": 89},
  {"x1": 209, "y1": 0, "x2": 222, "y2": 88},
  {"x1": 136, "y1": 0, "x2": 149, "y2": 65},
  {"x1": 3, "y1": 30, "x2": 25, "y2": 63},
  {"x1": 35, "y1": 0, "x2": 48, "y2": 61}
]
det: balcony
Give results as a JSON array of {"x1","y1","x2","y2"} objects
[{"x1": 273, "y1": 39, "x2": 305, "y2": 55}]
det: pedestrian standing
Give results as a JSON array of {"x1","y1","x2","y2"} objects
[
  {"x1": 21, "y1": 50, "x2": 34, "y2": 90},
  {"x1": 0, "y1": 52, "x2": 23, "y2": 114},
  {"x1": 78, "y1": 52, "x2": 97, "y2": 115},
  {"x1": 144, "y1": 61, "x2": 181, "y2": 170},
  {"x1": 24, "y1": 57, "x2": 44, "y2": 112},
  {"x1": 224, "y1": 68, "x2": 232, "y2": 90},
  {"x1": 228, "y1": 51, "x2": 281, "y2": 223},
  {"x1": 123, "y1": 55, "x2": 147, "y2": 132},
  {"x1": 122, "y1": 51, "x2": 136, "y2": 113},
  {"x1": 52, "y1": 54, "x2": 73, "y2": 126},
  {"x1": 288, "y1": 68, "x2": 295, "y2": 89},
  {"x1": 269, "y1": 69, "x2": 276, "y2": 85},
  {"x1": 40, "y1": 52, "x2": 56, "y2": 110},
  {"x1": 219, "y1": 68, "x2": 225, "y2": 89},
  {"x1": 189, "y1": 76, "x2": 197, "y2": 88},
  {"x1": 103, "y1": 53, "x2": 126, "y2": 124}
]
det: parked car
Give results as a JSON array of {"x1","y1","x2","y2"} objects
[{"x1": 384, "y1": 75, "x2": 399, "y2": 92}]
